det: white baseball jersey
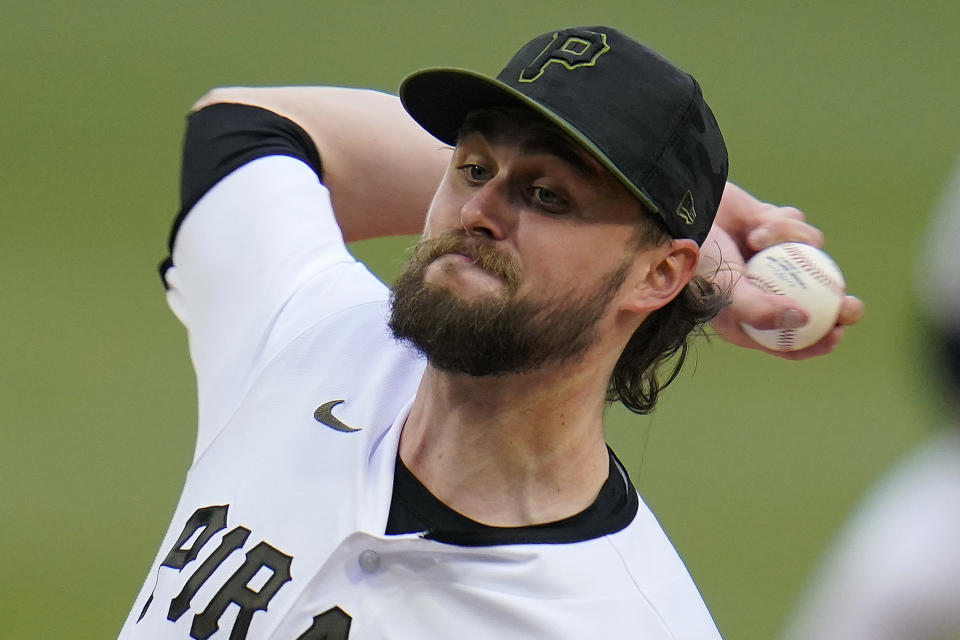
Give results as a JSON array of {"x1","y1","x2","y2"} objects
[{"x1": 118, "y1": 103, "x2": 721, "y2": 640}]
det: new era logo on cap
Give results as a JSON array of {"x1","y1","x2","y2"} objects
[{"x1": 677, "y1": 191, "x2": 697, "y2": 226}]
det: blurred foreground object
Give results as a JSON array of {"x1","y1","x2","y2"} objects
[{"x1": 779, "y1": 155, "x2": 960, "y2": 640}]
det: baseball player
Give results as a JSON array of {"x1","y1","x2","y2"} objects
[{"x1": 119, "y1": 26, "x2": 861, "y2": 639}]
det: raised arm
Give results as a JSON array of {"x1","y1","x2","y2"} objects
[
  {"x1": 191, "y1": 88, "x2": 863, "y2": 359},
  {"x1": 192, "y1": 87, "x2": 452, "y2": 242}
]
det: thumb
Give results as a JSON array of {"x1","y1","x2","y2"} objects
[{"x1": 732, "y1": 279, "x2": 809, "y2": 331}]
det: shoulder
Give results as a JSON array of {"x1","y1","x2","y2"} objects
[
  {"x1": 165, "y1": 103, "x2": 323, "y2": 265},
  {"x1": 180, "y1": 103, "x2": 322, "y2": 210}
]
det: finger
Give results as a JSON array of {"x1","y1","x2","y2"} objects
[
  {"x1": 757, "y1": 204, "x2": 806, "y2": 223},
  {"x1": 747, "y1": 218, "x2": 825, "y2": 252},
  {"x1": 717, "y1": 200, "x2": 804, "y2": 243},
  {"x1": 740, "y1": 203, "x2": 805, "y2": 234},
  {"x1": 708, "y1": 286, "x2": 808, "y2": 353},
  {"x1": 783, "y1": 299, "x2": 860, "y2": 358},
  {"x1": 837, "y1": 295, "x2": 865, "y2": 326},
  {"x1": 774, "y1": 326, "x2": 845, "y2": 360},
  {"x1": 711, "y1": 315, "x2": 846, "y2": 361},
  {"x1": 729, "y1": 278, "x2": 810, "y2": 331}
]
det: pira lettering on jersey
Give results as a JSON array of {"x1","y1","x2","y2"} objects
[{"x1": 137, "y1": 505, "x2": 351, "y2": 639}]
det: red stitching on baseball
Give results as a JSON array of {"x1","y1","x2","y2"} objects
[
  {"x1": 745, "y1": 273, "x2": 784, "y2": 296},
  {"x1": 777, "y1": 328, "x2": 795, "y2": 351},
  {"x1": 782, "y1": 244, "x2": 845, "y2": 297}
]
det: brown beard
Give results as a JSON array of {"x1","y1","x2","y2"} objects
[{"x1": 388, "y1": 230, "x2": 630, "y2": 377}]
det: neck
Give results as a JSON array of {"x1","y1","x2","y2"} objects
[{"x1": 399, "y1": 355, "x2": 614, "y2": 527}]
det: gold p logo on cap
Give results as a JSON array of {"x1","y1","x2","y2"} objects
[{"x1": 519, "y1": 29, "x2": 610, "y2": 83}]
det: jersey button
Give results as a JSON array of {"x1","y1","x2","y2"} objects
[{"x1": 358, "y1": 549, "x2": 381, "y2": 574}]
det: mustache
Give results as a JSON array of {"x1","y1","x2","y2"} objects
[{"x1": 412, "y1": 231, "x2": 522, "y2": 291}]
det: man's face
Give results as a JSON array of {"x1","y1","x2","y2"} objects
[{"x1": 389, "y1": 116, "x2": 654, "y2": 376}]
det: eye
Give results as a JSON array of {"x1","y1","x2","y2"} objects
[
  {"x1": 458, "y1": 163, "x2": 492, "y2": 183},
  {"x1": 531, "y1": 186, "x2": 568, "y2": 212}
]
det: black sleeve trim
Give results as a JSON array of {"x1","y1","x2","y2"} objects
[{"x1": 159, "y1": 103, "x2": 323, "y2": 287}]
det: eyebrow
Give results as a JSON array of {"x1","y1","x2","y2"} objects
[
  {"x1": 516, "y1": 135, "x2": 600, "y2": 179},
  {"x1": 459, "y1": 118, "x2": 600, "y2": 180}
]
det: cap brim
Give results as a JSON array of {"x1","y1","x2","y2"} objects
[
  {"x1": 400, "y1": 68, "x2": 533, "y2": 145},
  {"x1": 399, "y1": 68, "x2": 660, "y2": 215}
]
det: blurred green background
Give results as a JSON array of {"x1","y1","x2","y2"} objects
[{"x1": 3, "y1": 1, "x2": 959, "y2": 637}]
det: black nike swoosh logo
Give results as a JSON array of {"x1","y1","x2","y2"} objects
[{"x1": 314, "y1": 400, "x2": 362, "y2": 433}]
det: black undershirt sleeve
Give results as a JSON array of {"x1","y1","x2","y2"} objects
[{"x1": 159, "y1": 103, "x2": 323, "y2": 286}]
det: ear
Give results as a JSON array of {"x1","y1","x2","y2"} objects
[{"x1": 620, "y1": 239, "x2": 700, "y2": 314}]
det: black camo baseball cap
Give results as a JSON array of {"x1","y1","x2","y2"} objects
[{"x1": 399, "y1": 26, "x2": 728, "y2": 245}]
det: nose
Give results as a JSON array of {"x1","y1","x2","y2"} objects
[{"x1": 459, "y1": 180, "x2": 511, "y2": 240}]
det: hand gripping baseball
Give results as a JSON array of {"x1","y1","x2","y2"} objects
[{"x1": 700, "y1": 184, "x2": 864, "y2": 360}]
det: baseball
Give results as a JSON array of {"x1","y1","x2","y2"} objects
[{"x1": 740, "y1": 242, "x2": 846, "y2": 351}]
